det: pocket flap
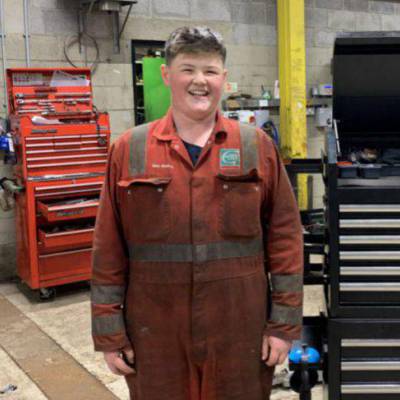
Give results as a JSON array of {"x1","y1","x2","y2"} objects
[
  {"x1": 118, "y1": 176, "x2": 172, "y2": 188},
  {"x1": 217, "y1": 169, "x2": 259, "y2": 182}
]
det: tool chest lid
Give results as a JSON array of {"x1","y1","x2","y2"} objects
[{"x1": 333, "y1": 31, "x2": 400, "y2": 149}]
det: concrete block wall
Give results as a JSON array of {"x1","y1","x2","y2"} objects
[{"x1": 1, "y1": 0, "x2": 400, "y2": 278}]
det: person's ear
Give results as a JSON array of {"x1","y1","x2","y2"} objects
[
  {"x1": 223, "y1": 68, "x2": 228, "y2": 83},
  {"x1": 161, "y1": 64, "x2": 170, "y2": 86}
]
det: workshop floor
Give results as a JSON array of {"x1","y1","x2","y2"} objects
[{"x1": 0, "y1": 283, "x2": 325, "y2": 400}]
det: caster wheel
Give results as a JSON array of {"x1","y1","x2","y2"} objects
[
  {"x1": 39, "y1": 287, "x2": 56, "y2": 301},
  {"x1": 290, "y1": 369, "x2": 318, "y2": 393}
]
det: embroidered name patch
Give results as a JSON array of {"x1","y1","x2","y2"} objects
[{"x1": 220, "y1": 149, "x2": 240, "y2": 168}]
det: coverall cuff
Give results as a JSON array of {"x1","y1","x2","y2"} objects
[
  {"x1": 264, "y1": 322, "x2": 302, "y2": 342},
  {"x1": 93, "y1": 332, "x2": 131, "y2": 353}
]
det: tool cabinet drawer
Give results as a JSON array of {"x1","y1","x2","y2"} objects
[
  {"x1": 328, "y1": 320, "x2": 400, "y2": 400},
  {"x1": 341, "y1": 384, "x2": 400, "y2": 399},
  {"x1": 38, "y1": 226, "x2": 94, "y2": 252},
  {"x1": 25, "y1": 134, "x2": 108, "y2": 174},
  {"x1": 18, "y1": 116, "x2": 109, "y2": 137},
  {"x1": 38, "y1": 248, "x2": 91, "y2": 284},
  {"x1": 333, "y1": 202, "x2": 400, "y2": 311},
  {"x1": 37, "y1": 197, "x2": 98, "y2": 222},
  {"x1": 35, "y1": 181, "x2": 103, "y2": 199},
  {"x1": 339, "y1": 280, "x2": 400, "y2": 304}
]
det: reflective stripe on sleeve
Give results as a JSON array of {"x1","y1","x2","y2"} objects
[
  {"x1": 92, "y1": 313, "x2": 125, "y2": 336},
  {"x1": 129, "y1": 236, "x2": 264, "y2": 263},
  {"x1": 129, "y1": 123, "x2": 150, "y2": 175},
  {"x1": 91, "y1": 284, "x2": 125, "y2": 305},
  {"x1": 270, "y1": 274, "x2": 303, "y2": 293},
  {"x1": 270, "y1": 303, "x2": 303, "y2": 326},
  {"x1": 239, "y1": 124, "x2": 259, "y2": 172}
]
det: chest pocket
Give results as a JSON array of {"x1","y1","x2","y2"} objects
[
  {"x1": 217, "y1": 172, "x2": 262, "y2": 239},
  {"x1": 118, "y1": 176, "x2": 171, "y2": 241}
]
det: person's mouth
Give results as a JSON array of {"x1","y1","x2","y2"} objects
[{"x1": 188, "y1": 89, "x2": 209, "y2": 97}]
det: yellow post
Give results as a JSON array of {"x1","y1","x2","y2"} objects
[{"x1": 277, "y1": 0, "x2": 308, "y2": 209}]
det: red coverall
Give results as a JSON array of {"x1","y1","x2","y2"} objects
[{"x1": 91, "y1": 109, "x2": 303, "y2": 400}]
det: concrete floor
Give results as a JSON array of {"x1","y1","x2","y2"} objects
[{"x1": 0, "y1": 282, "x2": 325, "y2": 400}]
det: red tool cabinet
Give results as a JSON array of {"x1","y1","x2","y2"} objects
[{"x1": 7, "y1": 68, "x2": 110, "y2": 298}]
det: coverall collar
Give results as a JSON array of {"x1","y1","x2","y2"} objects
[{"x1": 153, "y1": 108, "x2": 228, "y2": 144}]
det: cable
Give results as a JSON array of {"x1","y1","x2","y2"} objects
[
  {"x1": 261, "y1": 120, "x2": 280, "y2": 147},
  {"x1": 93, "y1": 105, "x2": 106, "y2": 146},
  {"x1": 63, "y1": 32, "x2": 100, "y2": 74}
]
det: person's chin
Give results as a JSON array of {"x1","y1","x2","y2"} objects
[{"x1": 188, "y1": 105, "x2": 214, "y2": 117}]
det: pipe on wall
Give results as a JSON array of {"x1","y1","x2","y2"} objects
[
  {"x1": 0, "y1": 0, "x2": 8, "y2": 114},
  {"x1": 23, "y1": 0, "x2": 31, "y2": 67}
]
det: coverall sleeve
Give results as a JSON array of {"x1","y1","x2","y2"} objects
[
  {"x1": 91, "y1": 141, "x2": 131, "y2": 352},
  {"x1": 261, "y1": 135, "x2": 303, "y2": 342}
]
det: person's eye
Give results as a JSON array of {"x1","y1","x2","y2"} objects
[{"x1": 206, "y1": 70, "x2": 218, "y2": 75}]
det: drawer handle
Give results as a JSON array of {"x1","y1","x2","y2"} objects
[
  {"x1": 42, "y1": 228, "x2": 94, "y2": 238},
  {"x1": 35, "y1": 182, "x2": 102, "y2": 191},
  {"x1": 340, "y1": 251, "x2": 400, "y2": 260},
  {"x1": 340, "y1": 204, "x2": 400, "y2": 212},
  {"x1": 47, "y1": 201, "x2": 99, "y2": 212},
  {"x1": 342, "y1": 361, "x2": 400, "y2": 371},
  {"x1": 26, "y1": 133, "x2": 106, "y2": 141},
  {"x1": 340, "y1": 219, "x2": 400, "y2": 228},
  {"x1": 340, "y1": 282, "x2": 400, "y2": 291},
  {"x1": 27, "y1": 147, "x2": 106, "y2": 155},
  {"x1": 342, "y1": 339, "x2": 400, "y2": 347},
  {"x1": 340, "y1": 235, "x2": 400, "y2": 244},
  {"x1": 342, "y1": 384, "x2": 400, "y2": 394},
  {"x1": 38, "y1": 248, "x2": 92, "y2": 258},
  {"x1": 35, "y1": 188, "x2": 101, "y2": 198},
  {"x1": 28, "y1": 160, "x2": 106, "y2": 169},
  {"x1": 27, "y1": 154, "x2": 107, "y2": 162},
  {"x1": 341, "y1": 266, "x2": 400, "y2": 276}
]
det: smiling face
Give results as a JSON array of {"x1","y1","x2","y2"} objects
[{"x1": 161, "y1": 52, "x2": 227, "y2": 121}]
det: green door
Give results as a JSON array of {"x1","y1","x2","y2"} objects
[{"x1": 142, "y1": 57, "x2": 171, "y2": 122}]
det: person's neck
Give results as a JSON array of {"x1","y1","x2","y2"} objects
[{"x1": 172, "y1": 109, "x2": 216, "y2": 147}]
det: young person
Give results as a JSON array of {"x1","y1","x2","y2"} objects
[{"x1": 91, "y1": 26, "x2": 303, "y2": 400}]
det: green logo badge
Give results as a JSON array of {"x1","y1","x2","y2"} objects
[{"x1": 220, "y1": 149, "x2": 240, "y2": 167}]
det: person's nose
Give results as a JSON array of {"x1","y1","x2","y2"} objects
[{"x1": 192, "y1": 70, "x2": 207, "y2": 85}]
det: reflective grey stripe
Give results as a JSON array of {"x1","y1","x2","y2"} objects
[
  {"x1": 270, "y1": 303, "x2": 303, "y2": 325},
  {"x1": 129, "y1": 123, "x2": 150, "y2": 175},
  {"x1": 239, "y1": 123, "x2": 259, "y2": 172},
  {"x1": 271, "y1": 274, "x2": 303, "y2": 292},
  {"x1": 129, "y1": 237, "x2": 263, "y2": 263},
  {"x1": 91, "y1": 284, "x2": 125, "y2": 305},
  {"x1": 92, "y1": 314, "x2": 125, "y2": 336}
]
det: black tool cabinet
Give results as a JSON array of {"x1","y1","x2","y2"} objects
[{"x1": 324, "y1": 32, "x2": 400, "y2": 400}]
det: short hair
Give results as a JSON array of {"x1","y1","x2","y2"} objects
[{"x1": 165, "y1": 26, "x2": 226, "y2": 65}]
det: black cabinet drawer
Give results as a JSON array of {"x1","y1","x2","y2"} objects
[{"x1": 328, "y1": 320, "x2": 400, "y2": 400}]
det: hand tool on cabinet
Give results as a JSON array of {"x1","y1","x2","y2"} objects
[
  {"x1": 41, "y1": 110, "x2": 92, "y2": 117},
  {"x1": 17, "y1": 98, "x2": 90, "y2": 105},
  {"x1": 15, "y1": 93, "x2": 49, "y2": 99},
  {"x1": 31, "y1": 129, "x2": 58, "y2": 134},
  {"x1": 54, "y1": 92, "x2": 91, "y2": 97},
  {"x1": 19, "y1": 106, "x2": 56, "y2": 112},
  {"x1": 66, "y1": 99, "x2": 90, "y2": 104},
  {"x1": 17, "y1": 99, "x2": 44, "y2": 105},
  {"x1": 18, "y1": 109, "x2": 43, "y2": 114},
  {"x1": 19, "y1": 102, "x2": 55, "y2": 108},
  {"x1": 19, "y1": 110, "x2": 56, "y2": 115}
]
